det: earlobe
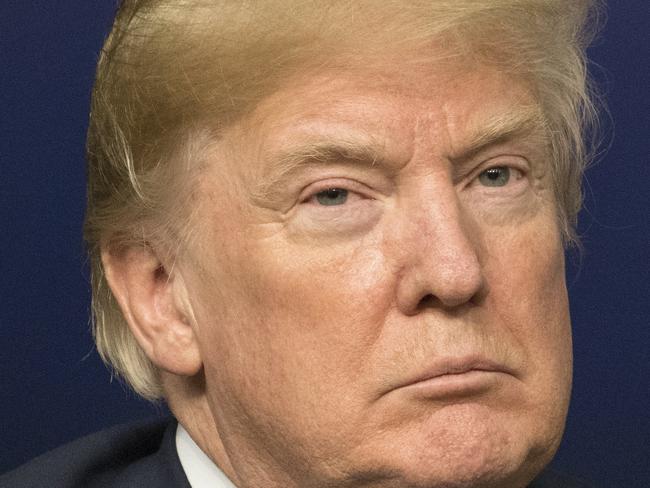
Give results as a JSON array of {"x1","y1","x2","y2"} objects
[{"x1": 101, "y1": 243, "x2": 203, "y2": 377}]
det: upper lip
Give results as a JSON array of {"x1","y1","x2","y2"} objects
[{"x1": 399, "y1": 355, "x2": 516, "y2": 389}]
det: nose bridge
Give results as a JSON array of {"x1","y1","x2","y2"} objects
[
  {"x1": 416, "y1": 184, "x2": 478, "y2": 268},
  {"x1": 407, "y1": 109, "x2": 479, "y2": 268},
  {"x1": 396, "y1": 179, "x2": 484, "y2": 311}
]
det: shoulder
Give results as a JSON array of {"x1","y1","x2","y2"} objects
[{"x1": 0, "y1": 417, "x2": 190, "y2": 488}]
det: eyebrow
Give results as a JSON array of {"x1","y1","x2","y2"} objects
[
  {"x1": 251, "y1": 137, "x2": 391, "y2": 203},
  {"x1": 449, "y1": 107, "x2": 550, "y2": 164},
  {"x1": 251, "y1": 107, "x2": 549, "y2": 203}
]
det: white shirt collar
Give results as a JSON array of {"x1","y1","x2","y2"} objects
[{"x1": 175, "y1": 423, "x2": 238, "y2": 488}]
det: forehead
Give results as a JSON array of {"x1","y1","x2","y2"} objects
[{"x1": 227, "y1": 58, "x2": 543, "y2": 175}]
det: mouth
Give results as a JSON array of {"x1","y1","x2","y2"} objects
[{"x1": 396, "y1": 356, "x2": 516, "y2": 399}]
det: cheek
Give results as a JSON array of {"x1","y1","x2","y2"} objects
[
  {"x1": 187, "y1": 229, "x2": 401, "y2": 461},
  {"x1": 483, "y1": 214, "x2": 572, "y2": 397},
  {"x1": 475, "y1": 211, "x2": 572, "y2": 459},
  {"x1": 192, "y1": 228, "x2": 395, "y2": 397},
  {"x1": 490, "y1": 224, "x2": 569, "y2": 339},
  {"x1": 259, "y1": 239, "x2": 393, "y2": 366}
]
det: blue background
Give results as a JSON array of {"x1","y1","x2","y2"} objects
[{"x1": 1, "y1": 2, "x2": 648, "y2": 485}]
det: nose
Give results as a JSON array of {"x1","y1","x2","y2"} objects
[{"x1": 394, "y1": 187, "x2": 485, "y2": 315}]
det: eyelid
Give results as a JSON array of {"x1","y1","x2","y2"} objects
[
  {"x1": 298, "y1": 178, "x2": 373, "y2": 204},
  {"x1": 460, "y1": 155, "x2": 530, "y2": 187}
]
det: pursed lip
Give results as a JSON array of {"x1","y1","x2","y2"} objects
[{"x1": 398, "y1": 355, "x2": 517, "y2": 391}]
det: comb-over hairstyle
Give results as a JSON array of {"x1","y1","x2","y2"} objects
[{"x1": 85, "y1": 0, "x2": 603, "y2": 399}]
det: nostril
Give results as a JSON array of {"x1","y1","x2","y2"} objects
[
  {"x1": 414, "y1": 270, "x2": 486, "y2": 311},
  {"x1": 417, "y1": 294, "x2": 439, "y2": 310}
]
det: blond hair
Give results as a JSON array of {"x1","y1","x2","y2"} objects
[{"x1": 85, "y1": 0, "x2": 603, "y2": 399}]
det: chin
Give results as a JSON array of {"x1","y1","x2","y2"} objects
[
  {"x1": 386, "y1": 445, "x2": 546, "y2": 488},
  {"x1": 344, "y1": 404, "x2": 559, "y2": 488}
]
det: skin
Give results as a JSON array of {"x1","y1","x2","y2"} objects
[{"x1": 105, "y1": 56, "x2": 573, "y2": 488}]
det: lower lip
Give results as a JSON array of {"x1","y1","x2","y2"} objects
[{"x1": 402, "y1": 370, "x2": 508, "y2": 399}]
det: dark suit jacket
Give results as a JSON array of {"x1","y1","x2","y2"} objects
[
  {"x1": 0, "y1": 418, "x2": 190, "y2": 488},
  {"x1": 0, "y1": 418, "x2": 591, "y2": 487}
]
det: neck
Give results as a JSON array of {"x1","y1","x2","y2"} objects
[{"x1": 163, "y1": 372, "x2": 242, "y2": 486}]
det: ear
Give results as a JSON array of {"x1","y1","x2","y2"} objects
[{"x1": 101, "y1": 243, "x2": 203, "y2": 377}]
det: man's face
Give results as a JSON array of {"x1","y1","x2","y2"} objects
[{"x1": 179, "y1": 56, "x2": 573, "y2": 487}]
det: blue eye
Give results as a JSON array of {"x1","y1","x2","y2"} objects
[
  {"x1": 315, "y1": 188, "x2": 349, "y2": 206},
  {"x1": 478, "y1": 167, "x2": 510, "y2": 187}
]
